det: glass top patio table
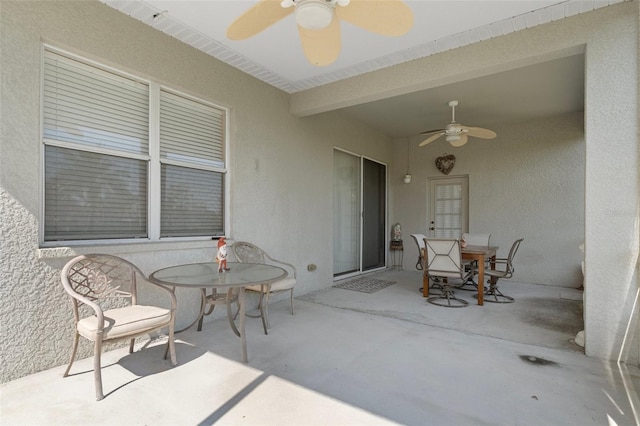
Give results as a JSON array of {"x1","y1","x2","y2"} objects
[
  {"x1": 150, "y1": 261, "x2": 287, "y2": 289},
  {"x1": 149, "y1": 262, "x2": 287, "y2": 363}
]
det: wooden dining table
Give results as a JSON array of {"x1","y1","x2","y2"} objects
[{"x1": 421, "y1": 244, "x2": 498, "y2": 306}]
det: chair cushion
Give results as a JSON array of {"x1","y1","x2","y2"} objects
[
  {"x1": 245, "y1": 277, "x2": 296, "y2": 293},
  {"x1": 77, "y1": 305, "x2": 172, "y2": 341}
]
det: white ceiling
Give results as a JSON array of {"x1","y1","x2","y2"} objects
[{"x1": 100, "y1": 0, "x2": 623, "y2": 138}]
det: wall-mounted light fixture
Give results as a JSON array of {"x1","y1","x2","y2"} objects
[{"x1": 404, "y1": 139, "x2": 412, "y2": 184}]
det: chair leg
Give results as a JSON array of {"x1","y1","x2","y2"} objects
[
  {"x1": 167, "y1": 321, "x2": 177, "y2": 366},
  {"x1": 63, "y1": 331, "x2": 80, "y2": 378},
  {"x1": 289, "y1": 288, "x2": 294, "y2": 315},
  {"x1": 94, "y1": 339, "x2": 104, "y2": 401},
  {"x1": 129, "y1": 338, "x2": 135, "y2": 354},
  {"x1": 474, "y1": 280, "x2": 515, "y2": 303}
]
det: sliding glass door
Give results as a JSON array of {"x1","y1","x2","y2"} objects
[{"x1": 333, "y1": 149, "x2": 387, "y2": 277}]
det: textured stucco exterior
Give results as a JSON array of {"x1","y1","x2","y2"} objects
[
  {"x1": 1, "y1": 0, "x2": 638, "y2": 383},
  {"x1": 0, "y1": 0, "x2": 391, "y2": 383}
]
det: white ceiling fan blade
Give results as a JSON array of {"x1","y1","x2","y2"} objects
[
  {"x1": 461, "y1": 126, "x2": 496, "y2": 139},
  {"x1": 449, "y1": 134, "x2": 468, "y2": 147},
  {"x1": 298, "y1": 14, "x2": 341, "y2": 66},
  {"x1": 419, "y1": 132, "x2": 444, "y2": 147}
]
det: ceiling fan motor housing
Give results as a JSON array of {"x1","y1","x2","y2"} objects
[
  {"x1": 445, "y1": 123, "x2": 463, "y2": 135},
  {"x1": 294, "y1": 0, "x2": 334, "y2": 29},
  {"x1": 288, "y1": 0, "x2": 350, "y2": 30}
]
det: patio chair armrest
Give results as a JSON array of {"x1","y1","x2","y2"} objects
[
  {"x1": 486, "y1": 258, "x2": 509, "y2": 264},
  {"x1": 67, "y1": 293, "x2": 106, "y2": 331}
]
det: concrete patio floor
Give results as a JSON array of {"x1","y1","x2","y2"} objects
[{"x1": 2, "y1": 269, "x2": 639, "y2": 425}]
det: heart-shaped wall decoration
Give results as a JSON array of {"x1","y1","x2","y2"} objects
[{"x1": 435, "y1": 154, "x2": 456, "y2": 175}]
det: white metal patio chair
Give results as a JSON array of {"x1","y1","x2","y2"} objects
[
  {"x1": 423, "y1": 238, "x2": 474, "y2": 308},
  {"x1": 410, "y1": 233, "x2": 427, "y2": 270},
  {"x1": 61, "y1": 254, "x2": 177, "y2": 400},
  {"x1": 458, "y1": 233, "x2": 492, "y2": 291},
  {"x1": 231, "y1": 241, "x2": 297, "y2": 333},
  {"x1": 478, "y1": 238, "x2": 524, "y2": 303}
]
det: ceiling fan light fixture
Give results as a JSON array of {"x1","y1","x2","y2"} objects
[
  {"x1": 446, "y1": 134, "x2": 461, "y2": 143},
  {"x1": 294, "y1": 0, "x2": 334, "y2": 30}
]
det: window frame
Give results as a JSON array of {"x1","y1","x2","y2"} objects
[{"x1": 39, "y1": 45, "x2": 230, "y2": 247}]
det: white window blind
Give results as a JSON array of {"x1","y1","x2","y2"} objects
[
  {"x1": 45, "y1": 146, "x2": 148, "y2": 240},
  {"x1": 43, "y1": 50, "x2": 149, "y2": 241},
  {"x1": 42, "y1": 48, "x2": 228, "y2": 244},
  {"x1": 159, "y1": 90, "x2": 226, "y2": 238},
  {"x1": 43, "y1": 51, "x2": 149, "y2": 154}
]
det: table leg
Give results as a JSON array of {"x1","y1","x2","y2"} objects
[
  {"x1": 238, "y1": 286, "x2": 248, "y2": 363},
  {"x1": 477, "y1": 256, "x2": 485, "y2": 306},
  {"x1": 259, "y1": 284, "x2": 268, "y2": 335},
  {"x1": 422, "y1": 270, "x2": 429, "y2": 297},
  {"x1": 226, "y1": 288, "x2": 240, "y2": 337}
]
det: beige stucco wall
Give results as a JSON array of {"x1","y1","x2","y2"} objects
[
  {"x1": 0, "y1": 0, "x2": 391, "y2": 382},
  {"x1": 392, "y1": 112, "x2": 586, "y2": 287},
  {"x1": 307, "y1": 1, "x2": 637, "y2": 364},
  {"x1": 0, "y1": 0, "x2": 638, "y2": 382}
]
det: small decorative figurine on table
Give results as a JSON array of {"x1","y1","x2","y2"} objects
[{"x1": 215, "y1": 237, "x2": 230, "y2": 272}]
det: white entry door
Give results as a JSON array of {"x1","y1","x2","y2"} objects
[{"x1": 428, "y1": 176, "x2": 469, "y2": 238}]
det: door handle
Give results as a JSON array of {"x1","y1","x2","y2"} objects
[{"x1": 429, "y1": 227, "x2": 435, "y2": 231}]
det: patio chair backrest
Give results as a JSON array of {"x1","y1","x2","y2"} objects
[
  {"x1": 461, "y1": 233, "x2": 491, "y2": 247},
  {"x1": 423, "y1": 238, "x2": 465, "y2": 278}
]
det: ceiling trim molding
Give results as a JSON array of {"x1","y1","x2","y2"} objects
[{"x1": 100, "y1": 0, "x2": 624, "y2": 94}]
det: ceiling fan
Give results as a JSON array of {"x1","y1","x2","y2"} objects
[
  {"x1": 226, "y1": 0, "x2": 413, "y2": 66},
  {"x1": 419, "y1": 100, "x2": 497, "y2": 148}
]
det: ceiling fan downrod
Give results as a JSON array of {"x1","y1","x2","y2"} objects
[{"x1": 448, "y1": 100, "x2": 458, "y2": 123}]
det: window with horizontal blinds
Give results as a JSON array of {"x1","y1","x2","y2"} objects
[
  {"x1": 161, "y1": 164, "x2": 224, "y2": 237},
  {"x1": 160, "y1": 90, "x2": 225, "y2": 168},
  {"x1": 43, "y1": 51, "x2": 149, "y2": 155},
  {"x1": 159, "y1": 90, "x2": 225, "y2": 237},
  {"x1": 45, "y1": 146, "x2": 147, "y2": 241},
  {"x1": 41, "y1": 47, "x2": 228, "y2": 245}
]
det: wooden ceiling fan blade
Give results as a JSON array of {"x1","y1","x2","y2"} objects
[
  {"x1": 336, "y1": 0, "x2": 413, "y2": 36},
  {"x1": 227, "y1": 0, "x2": 294, "y2": 40},
  {"x1": 419, "y1": 132, "x2": 444, "y2": 147},
  {"x1": 449, "y1": 134, "x2": 468, "y2": 147},
  {"x1": 462, "y1": 126, "x2": 497, "y2": 139},
  {"x1": 298, "y1": 15, "x2": 341, "y2": 66}
]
